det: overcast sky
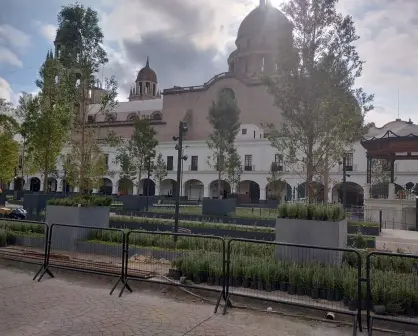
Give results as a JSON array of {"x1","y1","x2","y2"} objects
[{"x1": 0, "y1": 0, "x2": 417, "y2": 127}]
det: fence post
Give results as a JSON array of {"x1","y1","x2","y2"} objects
[
  {"x1": 365, "y1": 253, "x2": 372, "y2": 332},
  {"x1": 379, "y1": 211, "x2": 382, "y2": 233}
]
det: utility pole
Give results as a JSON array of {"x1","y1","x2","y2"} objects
[
  {"x1": 342, "y1": 156, "x2": 347, "y2": 209},
  {"x1": 145, "y1": 156, "x2": 151, "y2": 211},
  {"x1": 173, "y1": 121, "x2": 188, "y2": 236}
]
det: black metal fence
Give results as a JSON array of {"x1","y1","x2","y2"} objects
[
  {"x1": 1, "y1": 220, "x2": 417, "y2": 334},
  {"x1": 225, "y1": 238, "x2": 363, "y2": 332},
  {"x1": 366, "y1": 251, "x2": 418, "y2": 334},
  {"x1": 0, "y1": 219, "x2": 49, "y2": 271}
]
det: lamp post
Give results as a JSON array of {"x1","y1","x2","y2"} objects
[
  {"x1": 340, "y1": 156, "x2": 351, "y2": 209},
  {"x1": 145, "y1": 155, "x2": 152, "y2": 211},
  {"x1": 180, "y1": 146, "x2": 189, "y2": 199},
  {"x1": 172, "y1": 121, "x2": 188, "y2": 236}
]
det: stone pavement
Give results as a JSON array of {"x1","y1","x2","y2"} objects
[{"x1": 0, "y1": 267, "x2": 362, "y2": 336}]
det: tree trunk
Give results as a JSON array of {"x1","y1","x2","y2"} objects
[
  {"x1": 137, "y1": 169, "x2": 142, "y2": 195},
  {"x1": 323, "y1": 166, "x2": 329, "y2": 203},
  {"x1": 307, "y1": 143, "x2": 314, "y2": 203},
  {"x1": 217, "y1": 170, "x2": 221, "y2": 199},
  {"x1": 43, "y1": 172, "x2": 48, "y2": 194}
]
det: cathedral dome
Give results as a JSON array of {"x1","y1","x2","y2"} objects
[
  {"x1": 237, "y1": 1, "x2": 289, "y2": 40},
  {"x1": 136, "y1": 57, "x2": 157, "y2": 83}
]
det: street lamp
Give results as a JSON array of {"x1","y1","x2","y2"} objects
[
  {"x1": 145, "y1": 155, "x2": 153, "y2": 211},
  {"x1": 339, "y1": 156, "x2": 351, "y2": 209},
  {"x1": 173, "y1": 121, "x2": 188, "y2": 236}
]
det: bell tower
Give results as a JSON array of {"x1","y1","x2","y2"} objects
[{"x1": 129, "y1": 57, "x2": 160, "y2": 101}]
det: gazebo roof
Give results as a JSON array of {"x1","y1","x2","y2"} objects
[{"x1": 361, "y1": 119, "x2": 418, "y2": 159}]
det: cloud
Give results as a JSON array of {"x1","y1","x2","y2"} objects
[
  {"x1": 0, "y1": 24, "x2": 31, "y2": 49},
  {"x1": 0, "y1": 77, "x2": 13, "y2": 101},
  {"x1": 36, "y1": 22, "x2": 57, "y2": 43},
  {"x1": 0, "y1": 46, "x2": 23, "y2": 67},
  {"x1": 0, "y1": 24, "x2": 30, "y2": 69}
]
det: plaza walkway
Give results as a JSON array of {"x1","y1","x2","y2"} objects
[{"x1": 0, "y1": 266, "x2": 359, "y2": 336}]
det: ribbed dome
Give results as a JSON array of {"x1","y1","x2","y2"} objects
[
  {"x1": 136, "y1": 57, "x2": 157, "y2": 82},
  {"x1": 237, "y1": 3, "x2": 289, "y2": 39}
]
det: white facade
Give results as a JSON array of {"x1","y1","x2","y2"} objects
[{"x1": 14, "y1": 120, "x2": 418, "y2": 205}]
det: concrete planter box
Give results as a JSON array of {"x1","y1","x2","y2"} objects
[
  {"x1": 110, "y1": 219, "x2": 275, "y2": 241},
  {"x1": 24, "y1": 193, "x2": 64, "y2": 215},
  {"x1": 347, "y1": 225, "x2": 380, "y2": 236},
  {"x1": 13, "y1": 235, "x2": 45, "y2": 249},
  {"x1": 275, "y1": 218, "x2": 347, "y2": 265},
  {"x1": 120, "y1": 195, "x2": 157, "y2": 211},
  {"x1": 114, "y1": 210, "x2": 276, "y2": 227},
  {"x1": 202, "y1": 199, "x2": 237, "y2": 216},
  {"x1": 46, "y1": 205, "x2": 110, "y2": 251}
]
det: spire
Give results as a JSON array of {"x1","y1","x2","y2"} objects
[{"x1": 146, "y1": 56, "x2": 149, "y2": 67}]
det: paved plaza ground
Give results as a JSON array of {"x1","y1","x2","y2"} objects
[{"x1": 0, "y1": 266, "x2": 393, "y2": 336}]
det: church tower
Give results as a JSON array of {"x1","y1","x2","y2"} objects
[{"x1": 129, "y1": 57, "x2": 160, "y2": 101}]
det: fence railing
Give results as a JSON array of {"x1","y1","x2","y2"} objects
[
  {"x1": 1, "y1": 220, "x2": 417, "y2": 335},
  {"x1": 366, "y1": 251, "x2": 418, "y2": 333},
  {"x1": 225, "y1": 238, "x2": 363, "y2": 332},
  {"x1": 0, "y1": 219, "x2": 49, "y2": 273},
  {"x1": 120, "y1": 230, "x2": 226, "y2": 312}
]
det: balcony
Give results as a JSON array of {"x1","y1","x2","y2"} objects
[
  {"x1": 189, "y1": 165, "x2": 198, "y2": 171},
  {"x1": 244, "y1": 165, "x2": 255, "y2": 172}
]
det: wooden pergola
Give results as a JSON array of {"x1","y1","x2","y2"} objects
[{"x1": 360, "y1": 120, "x2": 418, "y2": 185}]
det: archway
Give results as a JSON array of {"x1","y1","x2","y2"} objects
[
  {"x1": 371, "y1": 182, "x2": 404, "y2": 199},
  {"x1": 100, "y1": 178, "x2": 113, "y2": 195},
  {"x1": 140, "y1": 178, "x2": 156, "y2": 196},
  {"x1": 238, "y1": 180, "x2": 260, "y2": 203},
  {"x1": 13, "y1": 177, "x2": 25, "y2": 191},
  {"x1": 209, "y1": 180, "x2": 231, "y2": 199},
  {"x1": 29, "y1": 177, "x2": 41, "y2": 192},
  {"x1": 47, "y1": 177, "x2": 57, "y2": 192},
  {"x1": 161, "y1": 179, "x2": 177, "y2": 197},
  {"x1": 184, "y1": 179, "x2": 204, "y2": 200},
  {"x1": 332, "y1": 182, "x2": 364, "y2": 206},
  {"x1": 118, "y1": 178, "x2": 133, "y2": 195},
  {"x1": 265, "y1": 181, "x2": 292, "y2": 202},
  {"x1": 297, "y1": 181, "x2": 325, "y2": 202}
]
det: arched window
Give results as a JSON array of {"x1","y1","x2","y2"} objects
[
  {"x1": 151, "y1": 111, "x2": 162, "y2": 121},
  {"x1": 105, "y1": 114, "x2": 116, "y2": 122},
  {"x1": 127, "y1": 113, "x2": 138, "y2": 121},
  {"x1": 219, "y1": 87, "x2": 235, "y2": 101}
]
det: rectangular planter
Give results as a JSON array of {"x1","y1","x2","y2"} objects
[
  {"x1": 120, "y1": 195, "x2": 157, "y2": 211},
  {"x1": 347, "y1": 225, "x2": 380, "y2": 236},
  {"x1": 275, "y1": 218, "x2": 347, "y2": 265},
  {"x1": 24, "y1": 193, "x2": 64, "y2": 215},
  {"x1": 0, "y1": 194, "x2": 5, "y2": 206},
  {"x1": 46, "y1": 205, "x2": 110, "y2": 252},
  {"x1": 13, "y1": 235, "x2": 45, "y2": 249},
  {"x1": 202, "y1": 198, "x2": 237, "y2": 216}
]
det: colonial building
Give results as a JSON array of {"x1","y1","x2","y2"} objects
[{"x1": 11, "y1": 1, "x2": 418, "y2": 207}]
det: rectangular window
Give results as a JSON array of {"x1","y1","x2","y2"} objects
[
  {"x1": 253, "y1": 130, "x2": 256, "y2": 138},
  {"x1": 242, "y1": 128, "x2": 247, "y2": 135},
  {"x1": 167, "y1": 156, "x2": 174, "y2": 171},
  {"x1": 191, "y1": 156, "x2": 198, "y2": 171},
  {"x1": 244, "y1": 155, "x2": 253, "y2": 171},
  {"x1": 344, "y1": 153, "x2": 354, "y2": 171},
  {"x1": 104, "y1": 154, "x2": 109, "y2": 170},
  {"x1": 274, "y1": 154, "x2": 284, "y2": 171}
]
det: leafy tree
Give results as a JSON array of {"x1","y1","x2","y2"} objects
[
  {"x1": 54, "y1": 3, "x2": 118, "y2": 194},
  {"x1": 19, "y1": 51, "x2": 74, "y2": 192},
  {"x1": 226, "y1": 148, "x2": 242, "y2": 194},
  {"x1": 207, "y1": 90, "x2": 241, "y2": 198},
  {"x1": 153, "y1": 153, "x2": 167, "y2": 195},
  {"x1": 266, "y1": 162, "x2": 285, "y2": 201},
  {"x1": 0, "y1": 99, "x2": 19, "y2": 187},
  {"x1": 264, "y1": 0, "x2": 373, "y2": 202},
  {"x1": 114, "y1": 116, "x2": 158, "y2": 195}
]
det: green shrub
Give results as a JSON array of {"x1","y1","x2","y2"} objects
[
  {"x1": 278, "y1": 203, "x2": 345, "y2": 221},
  {"x1": 47, "y1": 195, "x2": 112, "y2": 207}
]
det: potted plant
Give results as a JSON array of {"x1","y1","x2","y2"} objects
[
  {"x1": 287, "y1": 264, "x2": 297, "y2": 295},
  {"x1": 276, "y1": 203, "x2": 347, "y2": 265},
  {"x1": 311, "y1": 266, "x2": 321, "y2": 299}
]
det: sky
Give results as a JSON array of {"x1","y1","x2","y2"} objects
[{"x1": 0, "y1": 0, "x2": 417, "y2": 127}]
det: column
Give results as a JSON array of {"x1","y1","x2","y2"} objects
[
  {"x1": 133, "y1": 185, "x2": 138, "y2": 195},
  {"x1": 92, "y1": 188, "x2": 98, "y2": 194},
  {"x1": 259, "y1": 188, "x2": 266, "y2": 201},
  {"x1": 388, "y1": 183, "x2": 396, "y2": 200},
  {"x1": 204, "y1": 186, "x2": 210, "y2": 198},
  {"x1": 364, "y1": 184, "x2": 371, "y2": 199},
  {"x1": 155, "y1": 184, "x2": 160, "y2": 196},
  {"x1": 57, "y1": 179, "x2": 63, "y2": 192},
  {"x1": 112, "y1": 184, "x2": 118, "y2": 195}
]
